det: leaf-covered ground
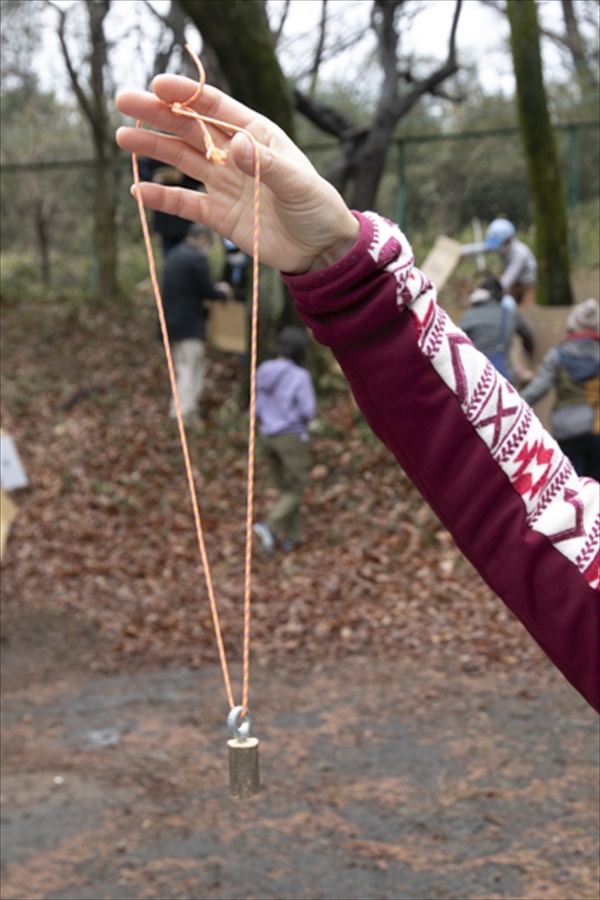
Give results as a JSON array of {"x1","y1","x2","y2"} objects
[
  {"x1": 2, "y1": 293, "x2": 543, "y2": 678},
  {"x1": 1, "y1": 293, "x2": 598, "y2": 900}
]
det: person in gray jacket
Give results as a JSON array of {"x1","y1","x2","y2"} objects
[
  {"x1": 461, "y1": 218, "x2": 537, "y2": 306},
  {"x1": 522, "y1": 299, "x2": 599, "y2": 479},
  {"x1": 460, "y1": 277, "x2": 535, "y2": 385}
]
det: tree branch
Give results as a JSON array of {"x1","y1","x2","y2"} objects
[
  {"x1": 46, "y1": 2, "x2": 95, "y2": 127},
  {"x1": 389, "y1": 0, "x2": 462, "y2": 118},
  {"x1": 142, "y1": 0, "x2": 190, "y2": 80},
  {"x1": 308, "y1": 0, "x2": 328, "y2": 97},
  {"x1": 272, "y1": 0, "x2": 291, "y2": 45},
  {"x1": 292, "y1": 88, "x2": 367, "y2": 140}
]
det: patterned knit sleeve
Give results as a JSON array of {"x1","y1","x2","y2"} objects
[{"x1": 283, "y1": 211, "x2": 599, "y2": 712}]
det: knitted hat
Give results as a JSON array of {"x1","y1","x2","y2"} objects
[{"x1": 567, "y1": 298, "x2": 600, "y2": 333}]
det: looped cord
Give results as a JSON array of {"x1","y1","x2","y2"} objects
[{"x1": 131, "y1": 45, "x2": 260, "y2": 718}]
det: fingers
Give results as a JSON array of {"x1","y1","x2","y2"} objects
[
  {"x1": 116, "y1": 89, "x2": 207, "y2": 152},
  {"x1": 116, "y1": 77, "x2": 265, "y2": 148},
  {"x1": 132, "y1": 182, "x2": 210, "y2": 224},
  {"x1": 152, "y1": 75, "x2": 258, "y2": 131},
  {"x1": 229, "y1": 131, "x2": 318, "y2": 205},
  {"x1": 117, "y1": 127, "x2": 209, "y2": 180}
]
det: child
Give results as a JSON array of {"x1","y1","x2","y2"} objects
[
  {"x1": 253, "y1": 328, "x2": 316, "y2": 554},
  {"x1": 461, "y1": 218, "x2": 537, "y2": 305}
]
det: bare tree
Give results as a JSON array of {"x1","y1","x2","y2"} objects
[
  {"x1": 47, "y1": 0, "x2": 119, "y2": 302},
  {"x1": 294, "y1": 0, "x2": 463, "y2": 210}
]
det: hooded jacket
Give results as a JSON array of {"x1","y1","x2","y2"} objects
[{"x1": 255, "y1": 358, "x2": 316, "y2": 439}]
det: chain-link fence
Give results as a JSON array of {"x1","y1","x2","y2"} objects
[
  {"x1": 307, "y1": 120, "x2": 599, "y2": 269},
  {"x1": 0, "y1": 156, "x2": 147, "y2": 299},
  {"x1": 1, "y1": 122, "x2": 598, "y2": 299}
]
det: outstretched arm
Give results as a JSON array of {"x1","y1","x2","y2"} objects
[
  {"x1": 117, "y1": 75, "x2": 599, "y2": 713},
  {"x1": 116, "y1": 75, "x2": 359, "y2": 275}
]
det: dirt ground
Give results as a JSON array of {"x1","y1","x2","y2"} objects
[{"x1": 1, "y1": 603, "x2": 598, "y2": 900}]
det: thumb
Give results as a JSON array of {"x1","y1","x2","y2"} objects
[
  {"x1": 230, "y1": 132, "x2": 261, "y2": 178},
  {"x1": 230, "y1": 131, "x2": 300, "y2": 198}
]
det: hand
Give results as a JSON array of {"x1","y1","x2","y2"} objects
[
  {"x1": 116, "y1": 76, "x2": 359, "y2": 275},
  {"x1": 216, "y1": 281, "x2": 233, "y2": 299}
]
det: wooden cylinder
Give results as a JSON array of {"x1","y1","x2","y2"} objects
[{"x1": 228, "y1": 737, "x2": 260, "y2": 799}]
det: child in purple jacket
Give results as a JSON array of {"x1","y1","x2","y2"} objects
[{"x1": 253, "y1": 328, "x2": 316, "y2": 554}]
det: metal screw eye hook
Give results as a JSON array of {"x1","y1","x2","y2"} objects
[{"x1": 227, "y1": 706, "x2": 252, "y2": 741}]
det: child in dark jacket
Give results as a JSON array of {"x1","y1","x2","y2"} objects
[{"x1": 253, "y1": 328, "x2": 316, "y2": 554}]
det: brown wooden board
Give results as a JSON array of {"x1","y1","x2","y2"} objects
[
  {"x1": 206, "y1": 300, "x2": 246, "y2": 354},
  {"x1": 419, "y1": 235, "x2": 463, "y2": 292},
  {"x1": 0, "y1": 489, "x2": 18, "y2": 563}
]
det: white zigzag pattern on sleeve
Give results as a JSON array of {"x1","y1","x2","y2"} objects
[{"x1": 365, "y1": 213, "x2": 600, "y2": 590}]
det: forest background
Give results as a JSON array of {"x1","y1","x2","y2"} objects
[{"x1": 0, "y1": 0, "x2": 599, "y2": 309}]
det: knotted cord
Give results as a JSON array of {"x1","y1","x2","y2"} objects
[{"x1": 131, "y1": 45, "x2": 260, "y2": 719}]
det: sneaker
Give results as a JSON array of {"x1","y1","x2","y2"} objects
[
  {"x1": 280, "y1": 540, "x2": 297, "y2": 553},
  {"x1": 253, "y1": 523, "x2": 275, "y2": 556}
]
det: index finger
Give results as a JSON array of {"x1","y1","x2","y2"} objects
[{"x1": 115, "y1": 75, "x2": 261, "y2": 142}]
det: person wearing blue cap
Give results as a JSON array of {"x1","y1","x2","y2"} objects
[{"x1": 461, "y1": 218, "x2": 537, "y2": 306}]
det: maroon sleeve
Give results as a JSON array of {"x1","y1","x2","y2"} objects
[{"x1": 283, "y1": 212, "x2": 599, "y2": 712}]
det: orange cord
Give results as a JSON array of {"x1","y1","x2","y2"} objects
[{"x1": 132, "y1": 45, "x2": 260, "y2": 719}]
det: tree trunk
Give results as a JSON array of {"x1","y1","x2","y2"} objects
[
  {"x1": 93, "y1": 146, "x2": 119, "y2": 301},
  {"x1": 507, "y1": 0, "x2": 573, "y2": 307},
  {"x1": 177, "y1": 0, "x2": 295, "y2": 138},
  {"x1": 350, "y1": 117, "x2": 397, "y2": 211},
  {"x1": 53, "y1": 0, "x2": 119, "y2": 303}
]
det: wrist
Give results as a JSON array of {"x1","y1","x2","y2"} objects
[{"x1": 305, "y1": 215, "x2": 360, "y2": 274}]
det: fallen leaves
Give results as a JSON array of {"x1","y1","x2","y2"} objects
[{"x1": 1, "y1": 296, "x2": 547, "y2": 679}]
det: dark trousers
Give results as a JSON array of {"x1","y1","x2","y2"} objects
[
  {"x1": 558, "y1": 433, "x2": 600, "y2": 480},
  {"x1": 262, "y1": 434, "x2": 309, "y2": 543}
]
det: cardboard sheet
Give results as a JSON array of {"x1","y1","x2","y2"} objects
[
  {"x1": 206, "y1": 300, "x2": 246, "y2": 354},
  {"x1": 0, "y1": 430, "x2": 28, "y2": 491},
  {"x1": 419, "y1": 235, "x2": 463, "y2": 292},
  {"x1": 0, "y1": 489, "x2": 18, "y2": 562}
]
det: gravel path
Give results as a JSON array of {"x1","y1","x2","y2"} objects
[{"x1": 1, "y1": 610, "x2": 598, "y2": 900}]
